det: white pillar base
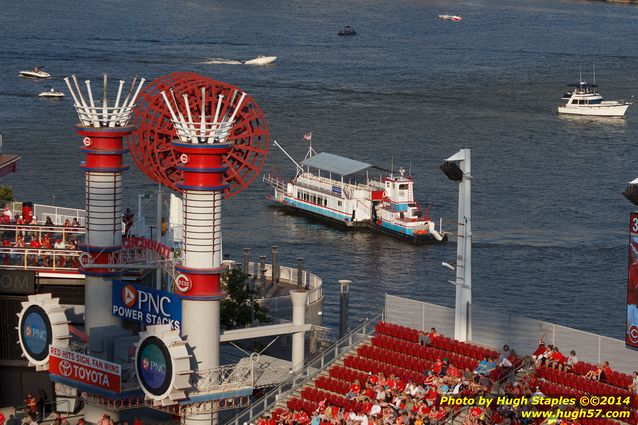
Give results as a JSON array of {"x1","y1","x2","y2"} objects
[
  {"x1": 85, "y1": 276, "x2": 119, "y2": 334},
  {"x1": 182, "y1": 299, "x2": 220, "y2": 370}
]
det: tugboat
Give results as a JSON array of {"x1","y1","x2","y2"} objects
[
  {"x1": 558, "y1": 80, "x2": 632, "y2": 118},
  {"x1": 263, "y1": 140, "x2": 446, "y2": 244},
  {"x1": 338, "y1": 26, "x2": 357, "y2": 36}
]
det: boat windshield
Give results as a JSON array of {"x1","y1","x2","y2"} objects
[{"x1": 567, "y1": 82, "x2": 598, "y2": 94}]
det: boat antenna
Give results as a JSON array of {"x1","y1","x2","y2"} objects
[
  {"x1": 391, "y1": 156, "x2": 394, "y2": 178},
  {"x1": 579, "y1": 65, "x2": 582, "y2": 83},
  {"x1": 593, "y1": 62, "x2": 596, "y2": 85},
  {"x1": 409, "y1": 161, "x2": 412, "y2": 177},
  {"x1": 273, "y1": 140, "x2": 304, "y2": 174}
]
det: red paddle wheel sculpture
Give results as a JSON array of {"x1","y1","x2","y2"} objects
[
  {"x1": 128, "y1": 72, "x2": 269, "y2": 198},
  {"x1": 127, "y1": 72, "x2": 269, "y2": 417}
]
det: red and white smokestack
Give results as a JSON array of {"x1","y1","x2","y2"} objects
[
  {"x1": 64, "y1": 74, "x2": 145, "y2": 333},
  {"x1": 161, "y1": 87, "x2": 246, "y2": 373}
]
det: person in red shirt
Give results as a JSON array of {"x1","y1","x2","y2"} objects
[
  {"x1": 346, "y1": 379, "x2": 361, "y2": 399},
  {"x1": 546, "y1": 347, "x2": 567, "y2": 369},
  {"x1": 294, "y1": 410, "x2": 309, "y2": 424},
  {"x1": 132, "y1": 417, "x2": 142, "y2": 425}
]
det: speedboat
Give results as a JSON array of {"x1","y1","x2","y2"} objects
[
  {"x1": 338, "y1": 26, "x2": 356, "y2": 36},
  {"x1": 19, "y1": 67, "x2": 51, "y2": 79},
  {"x1": 558, "y1": 81, "x2": 632, "y2": 118},
  {"x1": 243, "y1": 56, "x2": 277, "y2": 66},
  {"x1": 38, "y1": 87, "x2": 65, "y2": 98},
  {"x1": 438, "y1": 15, "x2": 462, "y2": 21}
]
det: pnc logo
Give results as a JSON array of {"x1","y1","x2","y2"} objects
[
  {"x1": 59, "y1": 360, "x2": 72, "y2": 377},
  {"x1": 629, "y1": 326, "x2": 638, "y2": 344},
  {"x1": 122, "y1": 285, "x2": 137, "y2": 308},
  {"x1": 25, "y1": 324, "x2": 47, "y2": 341}
]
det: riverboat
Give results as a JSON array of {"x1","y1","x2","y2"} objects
[{"x1": 264, "y1": 141, "x2": 446, "y2": 244}]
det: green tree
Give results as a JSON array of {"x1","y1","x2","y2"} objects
[
  {"x1": 220, "y1": 269, "x2": 271, "y2": 329},
  {"x1": 0, "y1": 186, "x2": 14, "y2": 202}
]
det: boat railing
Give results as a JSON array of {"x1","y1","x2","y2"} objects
[
  {"x1": 384, "y1": 293, "x2": 638, "y2": 374},
  {"x1": 262, "y1": 174, "x2": 287, "y2": 192}
]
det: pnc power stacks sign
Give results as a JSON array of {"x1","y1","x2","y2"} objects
[
  {"x1": 49, "y1": 346, "x2": 121, "y2": 394},
  {"x1": 628, "y1": 213, "x2": 638, "y2": 348},
  {"x1": 112, "y1": 280, "x2": 181, "y2": 329}
]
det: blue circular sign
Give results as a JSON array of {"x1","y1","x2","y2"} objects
[
  {"x1": 20, "y1": 305, "x2": 51, "y2": 361},
  {"x1": 136, "y1": 337, "x2": 172, "y2": 396}
]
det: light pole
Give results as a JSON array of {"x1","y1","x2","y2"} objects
[{"x1": 440, "y1": 149, "x2": 472, "y2": 342}]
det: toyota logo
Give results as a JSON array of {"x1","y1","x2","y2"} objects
[
  {"x1": 629, "y1": 325, "x2": 638, "y2": 344},
  {"x1": 59, "y1": 360, "x2": 72, "y2": 377}
]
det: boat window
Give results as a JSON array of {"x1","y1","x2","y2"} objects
[
  {"x1": 399, "y1": 184, "x2": 409, "y2": 190},
  {"x1": 324, "y1": 199, "x2": 327, "y2": 206},
  {"x1": 590, "y1": 99, "x2": 602, "y2": 104},
  {"x1": 338, "y1": 201, "x2": 342, "y2": 207},
  {"x1": 413, "y1": 210, "x2": 421, "y2": 217}
]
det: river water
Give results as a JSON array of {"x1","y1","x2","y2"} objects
[{"x1": 1, "y1": 0, "x2": 638, "y2": 339}]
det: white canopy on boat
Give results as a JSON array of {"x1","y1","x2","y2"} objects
[{"x1": 300, "y1": 152, "x2": 372, "y2": 176}]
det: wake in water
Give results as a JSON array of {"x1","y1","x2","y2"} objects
[{"x1": 200, "y1": 57, "x2": 243, "y2": 65}]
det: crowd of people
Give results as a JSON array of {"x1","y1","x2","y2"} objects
[
  {"x1": 254, "y1": 327, "x2": 638, "y2": 425},
  {"x1": 0, "y1": 208, "x2": 84, "y2": 268}
]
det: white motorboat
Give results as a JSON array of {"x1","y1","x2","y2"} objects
[
  {"x1": 243, "y1": 56, "x2": 277, "y2": 66},
  {"x1": 558, "y1": 81, "x2": 632, "y2": 118},
  {"x1": 38, "y1": 87, "x2": 65, "y2": 98},
  {"x1": 438, "y1": 14, "x2": 462, "y2": 21},
  {"x1": 19, "y1": 67, "x2": 51, "y2": 79}
]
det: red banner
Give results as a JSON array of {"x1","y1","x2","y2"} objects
[
  {"x1": 49, "y1": 346, "x2": 121, "y2": 393},
  {"x1": 627, "y1": 213, "x2": 638, "y2": 348}
]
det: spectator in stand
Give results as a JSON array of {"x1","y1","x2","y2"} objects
[
  {"x1": 63, "y1": 219, "x2": 70, "y2": 227},
  {"x1": 15, "y1": 214, "x2": 23, "y2": 224},
  {"x1": 346, "y1": 379, "x2": 362, "y2": 399},
  {"x1": 44, "y1": 216, "x2": 54, "y2": 227},
  {"x1": 30, "y1": 215, "x2": 39, "y2": 225},
  {"x1": 54, "y1": 239, "x2": 64, "y2": 249},
  {"x1": 628, "y1": 371, "x2": 638, "y2": 394},
  {"x1": 474, "y1": 356, "x2": 497, "y2": 375},
  {"x1": 71, "y1": 218, "x2": 80, "y2": 227},
  {"x1": 562, "y1": 350, "x2": 578, "y2": 372},
  {"x1": 498, "y1": 345, "x2": 513, "y2": 367},
  {"x1": 418, "y1": 327, "x2": 439, "y2": 346},
  {"x1": 1, "y1": 206, "x2": 11, "y2": 223},
  {"x1": 534, "y1": 343, "x2": 554, "y2": 368},
  {"x1": 585, "y1": 361, "x2": 610, "y2": 381},
  {"x1": 546, "y1": 346, "x2": 567, "y2": 370},
  {"x1": 132, "y1": 417, "x2": 142, "y2": 425},
  {"x1": 532, "y1": 335, "x2": 546, "y2": 359},
  {"x1": 25, "y1": 393, "x2": 37, "y2": 419}
]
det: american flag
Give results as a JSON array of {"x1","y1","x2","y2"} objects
[{"x1": 303, "y1": 132, "x2": 312, "y2": 141}]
